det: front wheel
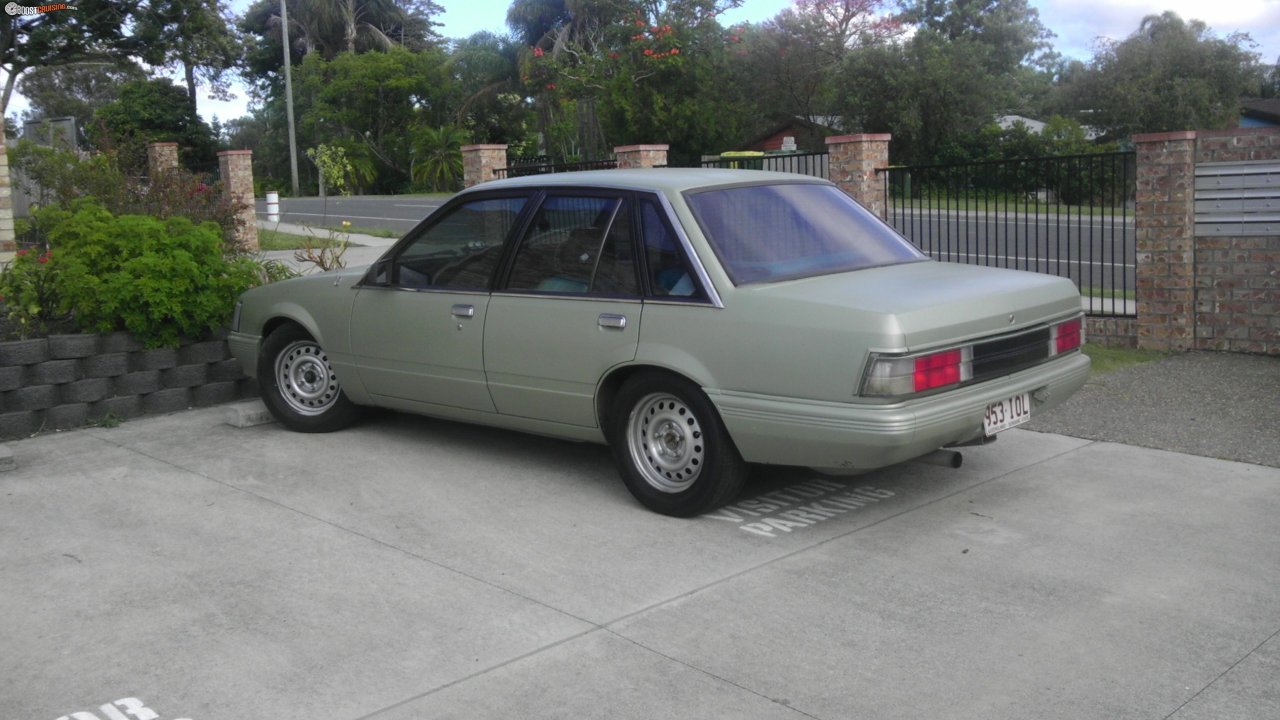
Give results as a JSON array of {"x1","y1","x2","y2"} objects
[
  {"x1": 608, "y1": 371, "x2": 747, "y2": 517},
  {"x1": 258, "y1": 324, "x2": 362, "y2": 432}
]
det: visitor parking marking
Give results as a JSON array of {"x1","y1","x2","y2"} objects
[
  {"x1": 54, "y1": 697, "x2": 190, "y2": 720},
  {"x1": 705, "y1": 478, "x2": 896, "y2": 537}
]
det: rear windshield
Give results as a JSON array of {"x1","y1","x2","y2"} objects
[{"x1": 684, "y1": 183, "x2": 927, "y2": 284}]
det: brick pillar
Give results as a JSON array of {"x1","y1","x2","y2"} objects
[
  {"x1": 1133, "y1": 131, "x2": 1197, "y2": 352},
  {"x1": 147, "y1": 142, "x2": 180, "y2": 176},
  {"x1": 461, "y1": 144, "x2": 507, "y2": 188},
  {"x1": 826, "y1": 133, "x2": 891, "y2": 219},
  {"x1": 0, "y1": 121, "x2": 14, "y2": 251},
  {"x1": 218, "y1": 150, "x2": 259, "y2": 251},
  {"x1": 614, "y1": 144, "x2": 668, "y2": 169}
]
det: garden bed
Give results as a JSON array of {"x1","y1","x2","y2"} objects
[{"x1": 0, "y1": 330, "x2": 257, "y2": 439}]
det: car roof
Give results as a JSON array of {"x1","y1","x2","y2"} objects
[{"x1": 471, "y1": 167, "x2": 832, "y2": 195}]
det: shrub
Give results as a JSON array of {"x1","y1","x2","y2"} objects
[
  {"x1": 10, "y1": 141, "x2": 248, "y2": 247},
  {"x1": 0, "y1": 246, "x2": 64, "y2": 339},
  {"x1": 37, "y1": 201, "x2": 259, "y2": 347}
]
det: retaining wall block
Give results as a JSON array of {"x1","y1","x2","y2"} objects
[
  {"x1": 114, "y1": 370, "x2": 163, "y2": 396},
  {"x1": 32, "y1": 359, "x2": 82, "y2": 385},
  {"x1": 62, "y1": 378, "x2": 113, "y2": 404},
  {"x1": 8, "y1": 385, "x2": 60, "y2": 411},
  {"x1": 46, "y1": 403, "x2": 90, "y2": 429},
  {"x1": 83, "y1": 353, "x2": 129, "y2": 378},
  {"x1": 48, "y1": 334, "x2": 101, "y2": 359},
  {"x1": 100, "y1": 332, "x2": 145, "y2": 354},
  {"x1": 91, "y1": 396, "x2": 145, "y2": 420},
  {"x1": 0, "y1": 366, "x2": 24, "y2": 392},
  {"x1": 238, "y1": 377, "x2": 260, "y2": 399},
  {"x1": 0, "y1": 410, "x2": 40, "y2": 438},
  {"x1": 179, "y1": 341, "x2": 228, "y2": 365},
  {"x1": 131, "y1": 348, "x2": 179, "y2": 372},
  {"x1": 211, "y1": 359, "x2": 247, "y2": 382},
  {"x1": 162, "y1": 364, "x2": 210, "y2": 389},
  {"x1": 0, "y1": 339, "x2": 49, "y2": 367},
  {"x1": 193, "y1": 381, "x2": 241, "y2": 407},
  {"x1": 142, "y1": 387, "x2": 193, "y2": 415}
]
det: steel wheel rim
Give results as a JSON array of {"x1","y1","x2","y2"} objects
[
  {"x1": 275, "y1": 340, "x2": 340, "y2": 416},
  {"x1": 626, "y1": 392, "x2": 705, "y2": 493}
]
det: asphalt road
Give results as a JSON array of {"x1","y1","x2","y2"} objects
[{"x1": 254, "y1": 195, "x2": 449, "y2": 232}]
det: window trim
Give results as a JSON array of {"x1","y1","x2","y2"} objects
[
  {"x1": 495, "y1": 189, "x2": 640, "y2": 299},
  {"x1": 681, "y1": 179, "x2": 927, "y2": 288},
  {"x1": 356, "y1": 189, "x2": 537, "y2": 291}
]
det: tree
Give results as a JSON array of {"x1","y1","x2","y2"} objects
[
  {"x1": 1062, "y1": 12, "x2": 1261, "y2": 137},
  {"x1": 837, "y1": 0, "x2": 1053, "y2": 165},
  {"x1": 0, "y1": 0, "x2": 144, "y2": 116},
  {"x1": 510, "y1": 0, "x2": 747, "y2": 162},
  {"x1": 239, "y1": 0, "x2": 441, "y2": 83},
  {"x1": 449, "y1": 32, "x2": 531, "y2": 144},
  {"x1": 135, "y1": 0, "x2": 243, "y2": 117},
  {"x1": 17, "y1": 61, "x2": 147, "y2": 133},
  {"x1": 732, "y1": 0, "x2": 900, "y2": 136},
  {"x1": 88, "y1": 78, "x2": 220, "y2": 174},
  {"x1": 292, "y1": 46, "x2": 454, "y2": 192}
]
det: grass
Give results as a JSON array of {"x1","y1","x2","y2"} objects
[
  {"x1": 891, "y1": 197, "x2": 1132, "y2": 219},
  {"x1": 326, "y1": 224, "x2": 398, "y2": 238},
  {"x1": 1083, "y1": 345, "x2": 1167, "y2": 375},
  {"x1": 257, "y1": 227, "x2": 314, "y2": 250}
]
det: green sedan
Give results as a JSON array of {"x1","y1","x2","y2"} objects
[{"x1": 229, "y1": 169, "x2": 1089, "y2": 516}]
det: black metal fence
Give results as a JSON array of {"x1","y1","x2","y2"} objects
[
  {"x1": 879, "y1": 152, "x2": 1137, "y2": 316},
  {"x1": 493, "y1": 158, "x2": 618, "y2": 179},
  {"x1": 700, "y1": 151, "x2": 829, "y2": 179}
]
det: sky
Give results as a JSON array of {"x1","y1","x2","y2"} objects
[{"x1": 8, "y1": 0, "x2": 1280, "y2": 126}]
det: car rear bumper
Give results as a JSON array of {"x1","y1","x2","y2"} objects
[{"x1": 708, "y1": 351, "x2": 1091, "y2": 471}]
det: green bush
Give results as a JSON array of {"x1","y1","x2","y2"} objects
[
  {"x1": 10, "y1": 141, "x2": 248, "y2": 247},
  {"x1": 36, "y1": 201, "x2": 259, "y2": 347},
  {"x1": 0, "y1": 246, "x2": 64, "y2": 339}
]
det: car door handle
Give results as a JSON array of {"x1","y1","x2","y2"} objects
[
  {"x1": 451, "y1": 304, "x2": 476, "y2": 318},
  {"x1": 598, "y1": 313, "x2": 627, "y2": 330}
]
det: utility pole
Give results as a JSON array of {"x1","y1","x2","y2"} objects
[{"x1": 280, "y1": 0, "x2": 300, "y2": 196}]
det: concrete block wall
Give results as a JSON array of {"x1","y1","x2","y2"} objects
[{"x1": 0, "y1": 333, "x2": 256, "y2": 439}]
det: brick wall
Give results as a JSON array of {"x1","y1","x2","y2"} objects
[
  {"x1": 0, "y1": 333, "x2": 256, "y2": 438},
  {"x1": 1191, "y1": 129, "x2": 1280, "y2": 354},
  {"x1": 1127, "y1": 128, "x2": 1278, "y2": 355}
]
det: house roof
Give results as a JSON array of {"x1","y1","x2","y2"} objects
[
  {"x1": 739, "y1": 116, "x2": 844, "y2": 151},
  {"x1": 1241, "y1": 98, "x2": 1280, "y2": 124}
]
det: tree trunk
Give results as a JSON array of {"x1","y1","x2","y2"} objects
[{"x1": 184, "y1": 59, "x2": 198, "y2": 119}]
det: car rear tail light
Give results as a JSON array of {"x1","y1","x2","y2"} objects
[
  {"x1": 863, "y1": 347, "x2": 972, "y2": 397},
  {"x1": 915, "y1": 349, "x2": 964, "y2": 392},
  {"x1": 1050, "y1": 318, "x2": 1083, "y2": 355}
]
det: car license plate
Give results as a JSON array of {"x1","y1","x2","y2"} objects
[{"x1": 984, "y1": 392, "x2": 1031, "y2": 435}]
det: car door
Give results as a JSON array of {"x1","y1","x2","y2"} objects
[
  {"x1": 483, "y1": 192, "x2": 643, "y2": 428},
  {"x1": 350, "y1": 193, "x2": 530, "y2": 411}
]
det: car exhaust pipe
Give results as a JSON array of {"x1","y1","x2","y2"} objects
[{"x1": 917, "y1": 449, "x2": 963, "y2": 469}]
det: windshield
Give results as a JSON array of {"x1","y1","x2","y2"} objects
[{"x1": 684, "y1": 182, "x2": 927, "y2": 284}]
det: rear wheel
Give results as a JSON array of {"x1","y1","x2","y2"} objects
[
  {"x1": 609, "y1": 371, "x2": 747, "y2": 516},
  {"x1": 258, "y1": 324, "x2": 361, "y2": 432}
]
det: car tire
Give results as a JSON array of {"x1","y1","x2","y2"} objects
[
  {"x1": 258, "y1": 324, "x2": 362, "y2": 432},
  {"x1": 609, "y1": 371, "x2": 748, "y2": 517}
]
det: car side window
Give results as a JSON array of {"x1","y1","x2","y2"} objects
[
  {"x1": 639, "y1": 196, "x2": 701, "y2": 299},
  {"x1": 505, "y1": 195, "x2": 639, "y2": 296},
  {"x1": 393, "y1": 196, "x2": 527, "y2": 290}
]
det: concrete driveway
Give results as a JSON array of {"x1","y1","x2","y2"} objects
[{"x1": 3, "y1": 406, "x2": 1278, "y2": 719}]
